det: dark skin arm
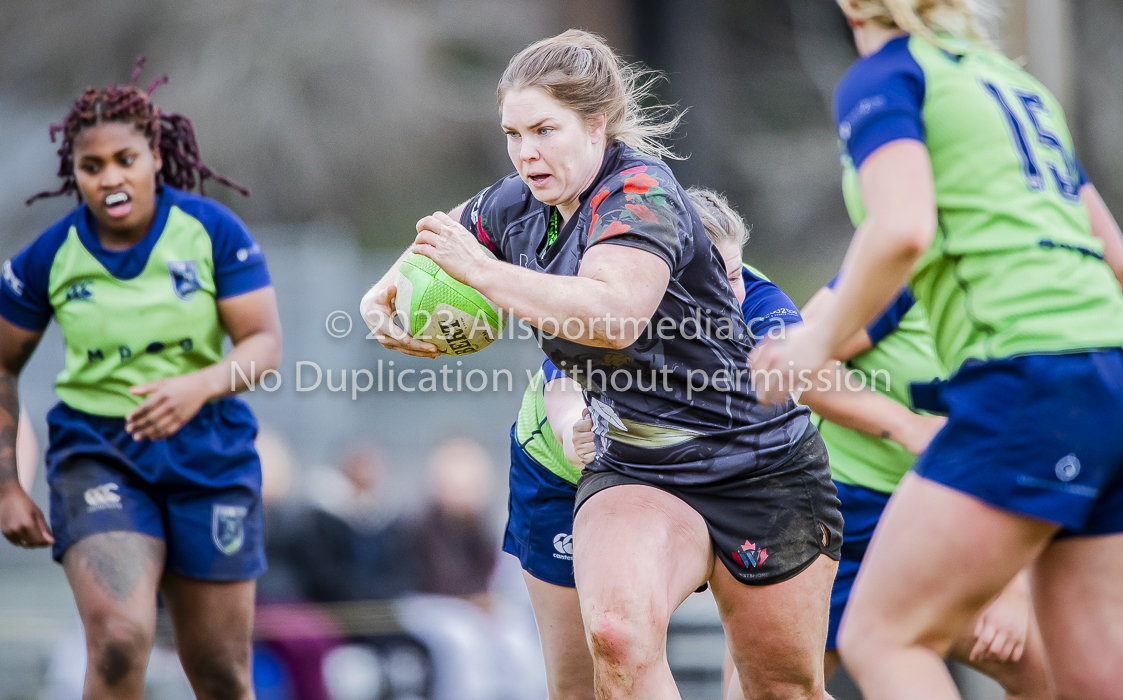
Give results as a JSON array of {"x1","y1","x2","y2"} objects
[
  {"x1": 0, "y1": 318, "x2": 53, "y2": 548},
  {"x1": 125, "y1": 286, "x2": 282, "y2": 440}
]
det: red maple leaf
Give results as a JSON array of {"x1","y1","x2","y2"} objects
[
  {"x1": 758, "y1": 548, "x2": 768, "y2": 564},
  {"x1": 623, "y1": 173, "x2": 659, "y2": 195},
  {"x1": 625, "y1": 203, "x2": 659, "y2": 222}
]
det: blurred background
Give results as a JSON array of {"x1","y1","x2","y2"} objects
[{"x1": 1, "y1": 0, "x2": 1120, "y2": 698}]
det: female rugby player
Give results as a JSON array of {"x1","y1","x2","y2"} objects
[
  {"x1": 0, "y1": 60, "x2": 280, "y2": 700},
  {"x1": 364, "y1": 30, "x2": 841, "y2": 699},
  {"x1": 799, "y1": 282, "x2": 1051, "y2": 699},
  {"x1": 513, "y1": 186, "x2": 803, "y2": 700},
  {"x1": 752, "y1": 1, "x2": 1123, "y2": 697}
]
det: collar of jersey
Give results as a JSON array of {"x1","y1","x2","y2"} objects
[{"x1": 75, "y1": 186, "x2": 175, "y2": 281}]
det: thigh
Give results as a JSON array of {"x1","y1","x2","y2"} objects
[
  {"x1": 63, "y1": 531, "x2": 166, "y2": 689},
  {"x1": 1034, "y1": 533, "x2": 1123, "y2": 698},
  {"x1": 573, "y1": 483, "x2": 713, "y2": 633},
  {"x1": 522, "y1": 571, "x2": 594, "y2": 700},
  {"x1": 841, "y1": 473, "x2": 1057, "y2": 655},
  {"x1": 712, "y1": 553, "x2": 836, "y2": 697},
  {"x1": 161, "y1": 572, "x2": 256, "y2": 695}
]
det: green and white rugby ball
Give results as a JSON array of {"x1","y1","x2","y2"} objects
[{"x1": 394, "y1": 253, "x2": 503, "y2": 356}]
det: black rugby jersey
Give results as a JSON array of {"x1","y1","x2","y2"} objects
[{"x1": 461, "y1": 142, "x2": 810, "y2": 484}]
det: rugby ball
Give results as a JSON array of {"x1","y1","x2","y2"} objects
[{"x1": 394, "y1": 253, "x2": 503, "y2": 356}]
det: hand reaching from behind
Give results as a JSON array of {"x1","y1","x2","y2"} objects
[
  {"x1": 969, "y1": 572, "x2": 1031, "y2": 663},
  {"x1": 571, "y1": 409, "x2": 597, "y2": 465}
]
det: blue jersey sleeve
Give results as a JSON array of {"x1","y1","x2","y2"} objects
[
  {"x1": 542, "y1": 357, "x2": 567, "y2": 383},
  {"x1": 172, "y1": 191, "x2": 271, "y2": 299},
  {"x1": 741, "y1": 267, "x2": 801, "y2": 339},
  {"x1": 0, "y1": 217, "x2": 74, "y2": 331},
  {"x1": 833, "y1": 36, "x2": 926, "y2": 170}
]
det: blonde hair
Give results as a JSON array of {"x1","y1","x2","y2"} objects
[
  {"x1": 687, "y1": 187, "x2": 750, "y2": 250},
  {"x1": 837, "y1": 0, "x2": 1001, "y2": 49},
  {"x1": 498, "y1": 29, "x2": 684, "y2": 161}
]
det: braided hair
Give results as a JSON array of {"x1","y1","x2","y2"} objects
[{"x1": 26, "y1": 56, "x2": 248, "y2": 206}]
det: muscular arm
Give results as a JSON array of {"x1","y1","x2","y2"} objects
[
  {"x1": 415, "y1": 212, "x2": 670, "y2": 349},
  {"x1": 1081, "y1": 183, "x2": 1123, "y2": 288},
  {"x1": 750, "y1": 140, "x2": 935, "y2": 403},
  {"x1": 0, "y1": 320, "x2": 42, "y2": 485},
  {"x1": 0, "y1": 318, "x2": 52, "y2": 547}
]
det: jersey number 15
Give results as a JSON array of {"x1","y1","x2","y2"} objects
[{"x1": 981, "y1": 80, "x2": 1082, "y2": 203}]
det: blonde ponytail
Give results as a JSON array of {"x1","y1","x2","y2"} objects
[{"x1": 839, "y1": 0, "x2": 1001, "y2": 50}]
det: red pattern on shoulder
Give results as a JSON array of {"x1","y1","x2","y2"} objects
[
  {"x1": 619, "y1": 165, "x2": 648, "y2": 176},
  {"x1": 625, "y1": 203, "x2": 659, "y2": 223},
  {"x1": 623, "y1": 173, "x2": 659, "y2": 195},
  {"x1": 598, "y1": 220, "x2": 631, "y2": 241}
]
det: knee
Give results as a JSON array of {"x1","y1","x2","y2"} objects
[
  {"x1": 180, "y1": 646, "x2": 251, "y2": 700},
  {"x1": 836, "y1": 614, "x2": 882, "y2": 677},
  {"x1": 86, "y1": 616, "x2": 154, "y2": 688},
  {"x1": 586, "y1": 609, "x2": 663, "y2": 674}
]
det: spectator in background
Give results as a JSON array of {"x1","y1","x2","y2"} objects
[
  {"x1": 297, "y1": 442, "x2": 413, "y2": 602},
  {"x1": 410, "y1": 438, "x2": 498, "y2": 598}
]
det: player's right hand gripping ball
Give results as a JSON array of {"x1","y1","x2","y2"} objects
[{"x1": 394, "y1": 253, "x2": 504, "y2": 356}]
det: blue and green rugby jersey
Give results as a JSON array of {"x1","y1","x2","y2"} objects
[{"x1": 0, "y1": 187, "x2": 270, "y2": 416}]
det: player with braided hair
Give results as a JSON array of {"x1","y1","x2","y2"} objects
[{"x1": 0, "y1": 58, "x2": 280, "y2": 700}]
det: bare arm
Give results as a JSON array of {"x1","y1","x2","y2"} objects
[
  {"x1": 542, "y1": 376, "x2": 593, "y2": 467},
  {"x1": 751, "y1": 140, "x2": 936, "y2": 403},
  {"x1": 800, "y1": 366, "x2": 945, "y2": 455},
  {"x1": 1081, "y1": 183, "x2": 1123, "y2": 288},
  {"x1": 0, "y1": 318, "x2": 52, "y2": 547},
  {"x1": 800, "y1": 286, "x2": 873, "y2": 361},
  {"x1": 799, "y1": 282, "x2": 944, "y2": 453},
  {"x1": 125, "y1": 286, "x2": 282, "y2": 440},
  {"x1": 414, "y1": 211, "x2": 670, "y2": 349}
]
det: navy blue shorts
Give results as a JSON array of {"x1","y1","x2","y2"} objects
[
  {"x1": 826, "y1": 480, "x2": 891, "y2": 650},
  {"x1": 912, "y1": 350, "x2": 1123, "y2": 536},
  {"x1": 46, "y1": 399, "x2": 266, "y2": 581},
  {"x1": 503, "y1": 428, "x2": 578, "y2": 588}
]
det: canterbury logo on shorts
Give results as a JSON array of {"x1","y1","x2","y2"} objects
[{"x1": 84, "y1": 483, "x2": 122, "y2": 512}]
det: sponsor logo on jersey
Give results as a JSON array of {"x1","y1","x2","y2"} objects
[
  {"x1": 733, "y1": 539, "x2": 768, "y2": 568},
  {"x1": 552, "y1": 532, "x2": 573, "y2": 560},
  {"x1": 212, "y1": 504, "x2": 248, "y2": 555},
  {"x1": 2, "y1": 260, "x2": 24, "y2": 296},
  {"x1": 65, "y1": 281, "x2": 93, "y2": 302},
  {"x1": 84, "y1": 483, "x2": 122, "y2": 512},
  {"x1": 1055, "y1": 454, "x2": 1081, "y2": 482},
  {"x1": 168, "y1": 260, "x2": 201, "y2": 301},
  {"x1": 85, "y1": 337, "x2": 195, "y2": 363}
]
